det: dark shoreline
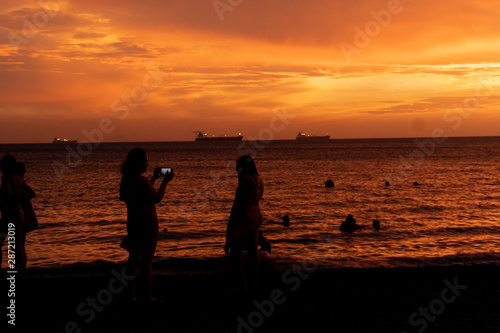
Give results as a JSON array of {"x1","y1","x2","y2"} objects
[{"x1": 2, "y1": 263, "x2": 499, "y2": 333}]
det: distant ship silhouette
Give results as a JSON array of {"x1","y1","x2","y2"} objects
[
  {"x1": 194, "y1": 131, "x2": 243, "y2": 141},
  {"x1": 52, "y1": 137, "x2": 77, "y2": 144},
  {"x1": 296, "y1": 132, "x2": 330, "y2": 141}
]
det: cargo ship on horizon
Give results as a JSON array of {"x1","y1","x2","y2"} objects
[
  {"x1": 296, "y1": 132, "x2": 330, "y2": 141},
  {"x1": 52, "y1": 137, "x2": 77, "y2": 144},
  {"x1": 195, "y1": 131, "x2": 243, "y2": 142}
]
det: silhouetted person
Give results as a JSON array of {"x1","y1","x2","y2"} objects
[
  {"x1": 339, "y1": 214, "x2": 361, "y2": 232},
  {"x1": 0, "y1": 154, "x2": 25, "y2": 273},
  {"x1": 14, "y1": 162, "x2": 37, "y2": 271},
  {"x1": 258, "y1": 230, "x2": 271, "y2": 254},
  {"x1": 373, "y1": 219, "x2": 381, "y2": 230},
  {"x1": 225, "y1": 155, "x2": 264, "y2": 292},
  {"x1": 325, "y1": 180, "x2": 334, "y2": 188},
  {"x1": 119, "y1": 148, "x2": 174, "y2": 302},
  {"x1": 283, "y1": 214, "x2": 290, "y2": 227},
  {"x1": 385, "y1": 181, "x2": 390, "y2": 186}
]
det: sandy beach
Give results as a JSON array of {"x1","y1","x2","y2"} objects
[{"x1": 2, "y1": 263, "x2": 499, "y2": 333}]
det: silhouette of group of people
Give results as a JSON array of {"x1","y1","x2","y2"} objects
[
  {"x1": 1, "y1": 148, "x2": 382, "y2": 303},
  {"x1": 118, "y1": 150, "x2": 268, "y2": 300},
  {"x1": 0, "y1": 149, "x2": 266, "y2": 302},
  {"x1": 0, "y1": 154, "x2": 38, "y2": 276},
  {"x1": 339, "y1": 215, "x2": 382, "y2": 232}
]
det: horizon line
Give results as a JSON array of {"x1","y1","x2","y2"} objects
[{"x1": 0, "y1": 135, "x2": 499, "y2": 145}]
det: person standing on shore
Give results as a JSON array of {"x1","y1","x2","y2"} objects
[
  {"x1": 15, "y1": 161, "x2": 38, "y2": 272},
  {"x1": 0, "y1": 154, "x2": 25, "y2": 273},
  {"x1": 225, "y1": 155, "x2": 264, "y2": 292},
  {"x1": 119, "y1": 148, "x2": 174, "y2": 302}
]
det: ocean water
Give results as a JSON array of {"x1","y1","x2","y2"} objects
[{"x1": 1, "y1": 137, "x2": 500, "y2": 271}]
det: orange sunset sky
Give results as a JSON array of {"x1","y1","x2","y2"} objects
[{"x1": 0, "y1": 0, "x2": 499, "y2": 143}]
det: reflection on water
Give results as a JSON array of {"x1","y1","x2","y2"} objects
[{"x1": 1, "y1": 137, "x2": 499, "y2": 270}]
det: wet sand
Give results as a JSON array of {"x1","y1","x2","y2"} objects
[{"x1": 2, "y1": 264, "x2": 500, "y2": 333}]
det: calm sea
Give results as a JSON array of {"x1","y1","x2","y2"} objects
[{"x1": 1, "y1": 137, "x2": 500, "y2": 272}]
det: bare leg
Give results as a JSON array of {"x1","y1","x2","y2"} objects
[
  {"x1": 21, "y1": 230, "x2": 27, "y2": 272},
  {"x1": 238, "y1": 254, "x2": 247, "y2": 291},
  {"x1": 242, "y1": 244, "x2": 259, "y2": 292},
  {"x1": 0, "y1": 236, "x2": 5, "y2": 269},
  {"x1": 15, "y1": 225, "x2": 25, "y2": 277},
  {"x1": 126, "y1": 251, "x2": 140, "y2": 300},
  {"x1": 139, "y1": 248, "x2": 154, "y2": 301}
]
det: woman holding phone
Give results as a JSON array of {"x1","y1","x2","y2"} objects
[{"x1": 119, "y1": 148, "x2": 174, "y2": 302}]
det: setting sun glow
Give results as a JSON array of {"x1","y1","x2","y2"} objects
[{"x1": 0, "y1": 0, "x2": 499, "y2": 143}]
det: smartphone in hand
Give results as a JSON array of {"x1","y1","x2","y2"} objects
[{"x1": 155, "y1": 167, "x2": 173, "y2": 176}]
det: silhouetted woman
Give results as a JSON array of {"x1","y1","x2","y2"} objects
[
  {"x1": 0, "y1": 154, "x2": 25, "y2": 273},
  {"x1": 15, "y1": 161, "x2": 37, "y2": 272},
  {"x1": 225, "y1": 155, "x2": 264, "y2": 291},
  {"x1": 119, "y1": 148, "x2": 174, "y2": 302}
]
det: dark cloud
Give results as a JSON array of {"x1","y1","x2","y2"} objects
[
  {"x1": 73, "y1": 32, "x2": 106, "y2": 39},
  {"x1": 363, "y1": 95, "x2": 500, "y2": 115}
]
